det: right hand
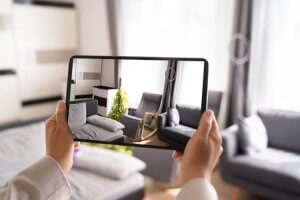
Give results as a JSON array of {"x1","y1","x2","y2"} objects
[{"x1": 173, "y1": 110, "x2": 223, "y2": 185}]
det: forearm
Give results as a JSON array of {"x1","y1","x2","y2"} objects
[
  {"x1": 0, "y1": 155, "x2": 71, "y2": 200},
  {"x1": 177, "y1": 178, "x2": 218, "y2": 200}
]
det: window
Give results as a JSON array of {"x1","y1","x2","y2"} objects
[
  {"x1": 120, "y1": 60, "x2": 167, "y2": 107},
  {"x1": 174, "y1": 61, "x2": 204, "y2": 107},
  {"x1": 116, "y1": 0, "x2": 234, "y2": 94},
  {"x1": 253, "y1": 0, "x2": 300, "y2": 111}
]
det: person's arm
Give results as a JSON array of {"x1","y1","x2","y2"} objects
[
  {"x1": 0, "y1": 156, "x2": 71, "y2": 200},
  {"x1": 0, "y1": 101, "x2": 79, "y2": 200},
  {"x1": 174, "y1": 110, "x2": 222, "y2": 200}
]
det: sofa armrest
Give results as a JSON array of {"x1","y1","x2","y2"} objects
[
  {"x1": 120, "y1": 115, "x2": 142, "y2": 138},
  {"x1": 157, "y1": 112, "x2": 167, "y2": 130},
  {"x1": 221, "y1": 125, "x2": 239, "y2": 162}
]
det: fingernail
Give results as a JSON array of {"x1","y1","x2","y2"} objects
[
  {"x1": 56, "y1": 101, "x2": 63, "y2": 111},
  {"x1": 206, "y1": 110, "x2": 214, "y2": 122}
]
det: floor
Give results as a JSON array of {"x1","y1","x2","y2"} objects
[
  {"x1": 124, "y1": 129, "x2": 170, "y2": 147},
  {"x1": 144, "y1": 170, "x2": 270, "y2": 200}
]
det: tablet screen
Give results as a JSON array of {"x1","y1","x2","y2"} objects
[{"x1": 66, "y1": 56, "x2": 208, "y2": 150}]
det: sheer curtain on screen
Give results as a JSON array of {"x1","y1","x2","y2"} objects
[
  {"x1": 119, "y1": 60, "x2": 167, "y2": 108},
  {"x1": 174, "y1": 61, "x2": 204, "y2": 107},
  {"x1": 250, "y1": 0, "x2": 300, "y2": 112},
  {"x1": 115, "y1": 0, "x2": 234, "y2": 108}
]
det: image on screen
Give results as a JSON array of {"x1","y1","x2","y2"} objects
[{"x1": 67, "y1": 57, "x2": 207, "y2": 149}]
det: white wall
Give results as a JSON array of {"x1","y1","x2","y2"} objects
[
  {"x1": 76, "y1": 0, "x2": 113, "y2": 55},
  {"x1": 12, "y1": 3, "x2": 78, "y2": 120},
  {"x1": 0, "y1": 0, "x2": 21, "y2": 124}
]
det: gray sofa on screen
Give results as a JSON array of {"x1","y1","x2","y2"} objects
[
  {"x1": 157, "y1": 91, "x2": 223, "y2": 150},
  {"x1": 220, "y1": 110, "x2": 300, "y2": 200},
  {"x1": 69, "y1": 99, "x2": 124, "y2": 142},
  {"x1": 120, "y1": 92, "x2": 162, "y2": 141},
  {"x1": 157, "y1": 104, "x2": 201, "y2": 149}
]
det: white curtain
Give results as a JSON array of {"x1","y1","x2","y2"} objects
[
  {"x1": 250, "y1": 0, "x2": 300, "y2": 112},
  {"x1": 174, "y1": 61, "x2": 204, "y2": 107},
  {"x1": 115, "y1": 0, "x2": 234, "y2": 108},
  {"x1": 119, "y1": 60, "x2": 167, "y2": 108}
]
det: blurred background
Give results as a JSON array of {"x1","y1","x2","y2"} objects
[{"x1": 1, "y1": 0, "x2": 300, "y2": 200}]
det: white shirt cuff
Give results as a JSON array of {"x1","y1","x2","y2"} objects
[{"x1": 177, "y1": 178, "x2": 218, "y2": 200}]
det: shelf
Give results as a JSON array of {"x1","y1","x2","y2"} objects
[
  {"x1": 0, "y1": 69, "x2": 16, "y2": 76},
  {"x1": 14, "y1": 0, "x2": 75, "y2": 8}
]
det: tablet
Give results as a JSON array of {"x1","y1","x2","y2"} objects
[{"x1": 66, "y1": 55, "x2": 208, "y2": 150}]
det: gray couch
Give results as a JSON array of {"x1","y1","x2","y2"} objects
[
  {"x1": 220, "y1": 109, "x2": 300, "y2": 200},
  {"x1": 157, "y1": 91, "x2": 223, "y2": 150},
  {"x1": 69, "y1": 99, "x2": 124, "y2": 142},
  {"x1": 157, "y1": 104, "x2": 201, "y2": 150}
]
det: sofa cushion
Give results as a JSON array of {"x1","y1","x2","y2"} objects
[
  {"x1": 258, "y1": 110, "x2": 300, "y2": 154},
  {"x1": 229, "y1": 148, "x2": 300, "y2": 194},
  {"x1": 161, "y1": 124, "x2": 196, "y2": 144},
  {"x1": 0, "y1": 122, "x2": 45, "y2": 187},
  {"x1": 72, "y1": 124, "x2": 124, "y2": 142},
  {"x1": 167, "y1": 108, "x2": 180, "y2": 127},
  {"x1": 86, "y1": 100, "x2": 98, "y2": 117},
  {"x1": 176, "y1": 104, "x2": 201, "y2": 129},
  {"x1": 68, "y1": 103, "x2": 86, "y2": 129},
  {"x1": 87, "y1": 115, "x2": 124, "y2": 132},
  {"x1": 238, "y1": 115, "x2": 268, "y2": 155},
  {"x1": 73, "y1": 146, "x2": 146, "y2": 180}
]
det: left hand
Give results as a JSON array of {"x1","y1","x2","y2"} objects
[{"x1": 45, "y1": 100, "x2": 80, "y2": 174}]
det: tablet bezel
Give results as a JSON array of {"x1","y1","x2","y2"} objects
[{"x1": 66, "y1": 55, "x2": 209, "y2": 150}]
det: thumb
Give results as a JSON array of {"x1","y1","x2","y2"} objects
[
  {"x1": 56, "y1": 100, "x2": 67, "y2": 125},
  {"x1": 195, "y1": 110, "x2": 214, "y2": 142}
]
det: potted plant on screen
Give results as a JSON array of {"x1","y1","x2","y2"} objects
[{"x1": 108, "y1": 78, "x2": 128, "y2": 121}]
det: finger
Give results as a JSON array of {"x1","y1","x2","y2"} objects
[
  {"x1": 45, "y1": 113, "x2": 57, "y2": 132},
  {"x1": 46, "y1": 112, "x2": 56, "y2": 123},
  {"x1": 56, "y1": 100, "x2": 68, "y2": 126},
  {"x1": 210, "y1": 118, "x2": 222, "y2": 145},
  {"x1": 213, "y1": 146, "x2": 223, "y2": 168},
  {"x1": 196, "y1": 110, "x2": 214, "y2": 142},
  {"x1": 74, "y1": 142, "x2": 80, "y2": 148},
  {"x1": 172, "y1": 151, "x2": 183, "y2": 159}
]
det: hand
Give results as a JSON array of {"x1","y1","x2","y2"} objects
[
  {"x1": 45, "y1": 100, "x2": 80, "y2": 174},
  {"x1": 173, "y1": 110, "x2": 222, "y2": 185}
]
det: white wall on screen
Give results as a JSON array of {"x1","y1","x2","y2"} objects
[
  {"x1": 74, "y1": 58, "x2": 101, "y2": 95},
  {"x1": 101, "y1": 59, "x2": 115, "y2": 88}
]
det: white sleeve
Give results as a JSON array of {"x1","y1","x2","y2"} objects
[
  {"x1": 176, "y1": 178, "x2": 218, "y2": 200},
  {"x1": 0, "y1": 155, "x2": 71, "y2": 200}
]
